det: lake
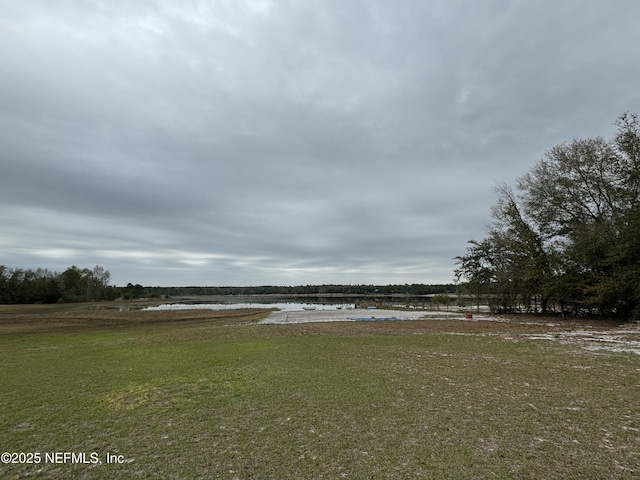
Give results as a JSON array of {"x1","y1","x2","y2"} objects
[{"x1": 142, "y1": 301, "x2": 356, "y2": 312}]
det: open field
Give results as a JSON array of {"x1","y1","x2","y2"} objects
[{"x1": 1, "y1": 304, "x2": 639, "y2": 479}]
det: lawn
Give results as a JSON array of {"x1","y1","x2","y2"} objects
[{"x1": 1, "y1": 304, "x2": 638, "y2": 479}]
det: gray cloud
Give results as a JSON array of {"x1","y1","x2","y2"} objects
[{"x1": 2, "y1": 0, "x2": 639, "y2": 286}]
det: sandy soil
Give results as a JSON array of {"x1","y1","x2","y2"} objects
[
  {"x1": 258, "y1": 308, "x2": 465, "y2": 324},
  {"x1": 520, "y1": 327, "x2": 640, "y2": 354},
  {"x1": 260, "y1": 308, "x2": 640, "y2": 355}
]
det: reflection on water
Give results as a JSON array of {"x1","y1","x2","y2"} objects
[{"x1": 142, "y1": 302, "x2": 355, "y2": 312}]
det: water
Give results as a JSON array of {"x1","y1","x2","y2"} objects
[{"x1": 142, "y1": 302, "x2": 355, "y2": 312}]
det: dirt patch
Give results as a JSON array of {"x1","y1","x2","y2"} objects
[
  {"x1": 521, "y1": 327, "x2": 640, "y2": 354},
  {"x1": 482, "y1": 314, "x2": 640, "y2": 355},
  {"x1": 0, "y1": 304, "x2": 271, "y2": 333},
  {"x1": 260, "y1": 309, "x2": 640, "y2": 354}
]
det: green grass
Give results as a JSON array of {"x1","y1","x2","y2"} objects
[{"x1": 1, "y1": 306, "x2": 639, "y2": 479}]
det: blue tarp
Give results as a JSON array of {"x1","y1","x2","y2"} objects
[{"x1": 349, "y1": 316, "x2": 408, "y2": 321}]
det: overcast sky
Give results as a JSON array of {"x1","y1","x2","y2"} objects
[{"x1": 1, "y1": 1, "x2": 639, "y2": 287}]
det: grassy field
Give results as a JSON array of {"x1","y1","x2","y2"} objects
[{"x1": 1, "y1": 304, "x2": 639, "y2": 479}]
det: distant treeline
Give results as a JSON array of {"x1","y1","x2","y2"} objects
[
  {"x1": 125, "y1": 283, "x2": 456, "y2": 299},
  {"x1": 0, "y1": 265, "x2": 455, "y2": 304},
  {"x1": 0, "y1": 265, "x2": 119, "y2": 304}
]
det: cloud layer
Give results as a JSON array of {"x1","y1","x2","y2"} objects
[{"x1": 2, "y1": 1, "x2": 639, "y2": 286}]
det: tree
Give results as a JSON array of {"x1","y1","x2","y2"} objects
[
  {"x1": 87, "y1": 265, "x2": 111, "y2": 300},
  {"x1": 456, "y1": 113, "x2": 640, "y2": 320},
  {"x1": 456, "y1": 184, "x2": 553, "y2": 313},
  {"x1": 61, "y1": 266, "x2": 85, "y2": 301}
]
